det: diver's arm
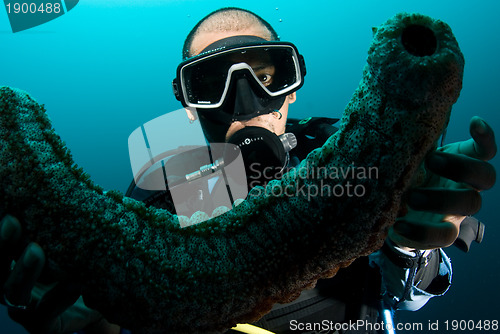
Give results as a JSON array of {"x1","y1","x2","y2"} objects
[{"x1": 371, "y1": 116, "x2": 496, "y2": 310}]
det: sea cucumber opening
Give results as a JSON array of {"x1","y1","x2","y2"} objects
[{"x1": 401, "y1": 24, "x2": 437, "y2": 57}]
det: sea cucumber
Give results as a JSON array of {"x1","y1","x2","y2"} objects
[{"x1": 0, "y1": 13, "x2": 464, "y2": 333}]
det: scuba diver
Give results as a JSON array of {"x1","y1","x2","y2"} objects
[{"x1": 0, "y1": 7, "x2": 496, "y2": 334}]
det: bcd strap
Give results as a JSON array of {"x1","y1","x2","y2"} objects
[{"x1": 381, "y1": 241, "x2": 435, "y2": 269}]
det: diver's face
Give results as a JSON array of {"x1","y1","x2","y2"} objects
[{"x1": 189, "y1": 28, "x2": 296, "y2": 141}]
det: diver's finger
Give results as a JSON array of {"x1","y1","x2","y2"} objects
[
  {"x1": 7, "y1": 282, "x2": 81, "y2": 334},
  {"x1": 0, "y1": 215, "x2": 23, "y2": 284},
  {"x1": 391, "y1": 216, "x2": 462, "y2": 249},
  {"x1": 3, "y1": 243, "x2": 45, "y2": 308},
  {"x1": 408, "y1": 188, "x2": 482, "y2": 216},
  {"x1": 458, "y1": 117, "x2": 497, "y2": 160},
  {"x1": 426, "y1": 152, "x2": 496, "y2": 190},
  {"x1": 0, "y1": 215, "x2": 22, "y2": 247},
  {"x1": 35, "y1": 280, "x2": 82, "y2": 321}
]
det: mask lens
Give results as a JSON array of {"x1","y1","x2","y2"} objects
[
  {"x1": 183, "y1": 58, "x2": 228, "y2": 105},
  {"x1": 264, "y1": 47, "x2": 298, "y2": 93}
]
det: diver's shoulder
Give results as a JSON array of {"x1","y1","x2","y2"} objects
[{"x1": 286, "y1": 116, "x2": 340, "y2": 160}]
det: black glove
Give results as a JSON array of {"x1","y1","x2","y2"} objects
[
  {"x1": 389, "y1": 116, "x2": 496, "y2": 249},
  {"x1": 0, "y1": 215, "x2": 118, "y2": 334}
]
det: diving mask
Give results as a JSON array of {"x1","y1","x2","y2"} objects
[{"x1": 172, "y1": 37, "x2": 306, "y2": 110}]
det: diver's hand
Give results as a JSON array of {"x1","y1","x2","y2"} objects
[
  {"x1": 0, "y1": 215, "x2": 119, "y2": 334},
  {"x1": 389, "y1": 116, "x2": 497, "y2": 250}
]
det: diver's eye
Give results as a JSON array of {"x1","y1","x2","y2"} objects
[
  {"x1": 252, "y1": 64, "x2": 275, "y2": 87},
  {"x1": 259, "y1": 74, "x2": 273, "y2": 86}
]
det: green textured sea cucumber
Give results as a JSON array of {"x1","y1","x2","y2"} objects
[{"x1": 0, "y1": 13, "x2": 464, "y2": 333}]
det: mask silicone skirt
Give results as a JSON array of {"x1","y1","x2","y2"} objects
[{"x1": 0, "y1": 12, "x2": 463, "y2": 333}]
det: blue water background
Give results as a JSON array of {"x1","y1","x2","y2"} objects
[{"x1": 1, "y1": 0, "x2": 499, "y2": 332}]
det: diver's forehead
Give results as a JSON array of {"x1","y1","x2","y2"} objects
[{"x1": 190, "y1": 28, "x2": 271, "y2": 57}]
